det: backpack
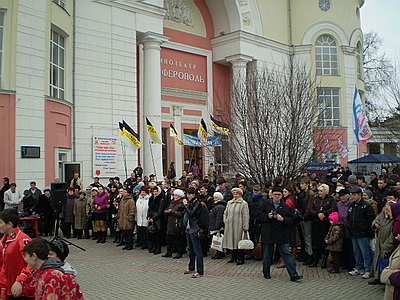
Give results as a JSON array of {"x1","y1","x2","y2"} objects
[{"x1": 198, "y1": 204, "x2": 209, "y2": 229}]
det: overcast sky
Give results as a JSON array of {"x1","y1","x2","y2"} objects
[{"x1": 361, "y1": 0, "x2": 400, "y2": 61}]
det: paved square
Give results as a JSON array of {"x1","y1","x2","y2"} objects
[{"x1": 65, "y1": 238, "x2": 385, "y2": 299}]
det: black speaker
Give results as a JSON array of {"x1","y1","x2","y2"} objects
[{"x1": 50, "y1": 182, "x2": 68, "y2": 207}]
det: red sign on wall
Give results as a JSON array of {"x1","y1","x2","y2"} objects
[{"x1": 161, "y1": 48, "x2": 207, "y2": 93}]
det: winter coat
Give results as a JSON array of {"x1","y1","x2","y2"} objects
[
  {"x1": 166, "y1": 200, "x2": 186, "y2": 236},
  {"x1": 147, "y1": 193, "x2": 165, "y2": 229},
  {"x1": 62, "y1": 194, "x2": 77, "y2": 223},
  {"x1": 347, "y1": 199, "x2": 376, "y2": 238},
  {"x1": 73, "y1": 198, "x2": 88, "y2": 229},
  {"x1": 325, "y1": 223, "x2": 343, "y2": 252},
  {"x1": 222, "y1": 198, "x2": 249, "y2": 250},
  {"x1": 136, "y1": 194, "x2": 150, "y2": 227},
  {"x1": 200, "y1": 193, "x2": 213, "y2": 210},
  {"x1": 93, "y1": 192, "x2": 109, "y2": 213},
  {"x1": 37, "y1": 194, "x2": 52, "y2": 217},
  {"x1": 366, "y1": 199, "x2": 379, "y2": 216},
  {"x1": 256, "y1": 199, "x2": 294, "y2": 244},
  {"x1": 3, "y1": 189, "x2": 23, "y2": 209},
  {"x1": 374, "y1": 186, "x2": 390, "y2": 213},
  {"x1": 34, "y1": 258, "x2": 68, "y2": 300},
  {"x1": 297, "y1": 189, "x2": 315, "y2": 219},
  {"x1": 118, "y1": 195, "x2": 136, "y2": 230},
  {"x1": 309, "y1": 195, "x2": 337, "y2": 222},
  {"x1": 209, "y1": 200, "x2": 226, "y2": 232},
  {"x1": 185, "y1": 198, "x2": 202, "y2": 234},
  {"x1": 381, "y1": 245, "x2": 400, "y2": 300}
]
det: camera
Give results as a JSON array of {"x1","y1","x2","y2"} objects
[{"x1": 273, "y1": 212, "x2": 277, "y2": 219}]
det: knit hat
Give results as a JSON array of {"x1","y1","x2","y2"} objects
[
  {"x1": 23, "y1": 190, "x2": 30, "y2": 196},
  {"x1": 148, "y1": 182, "x2": 157, "y2": 188},
  {"x1": 231, "y1": 187, "x2": 243, "y2": 196},
  {"x1": 91, "y1": 187, "x2": 99, "y2": 192},
  {"x1": 348, "y1": 175, "x2": 357, "y2": 185},
  {"x1": 216, "y1": 178, "x2": 226, "y2": 185},
  {"x1": 134, "y1": 185, "x2": 142, "y2": 191},
  {"x1": 174, "y1": 189, "x2": 185, "y2": 198},
  {"x1": 363, "y1": 189, "x2": 373, "y2": 199},
  {"x1": 49, "y1": 238, "x2": 70, "y2": 262},
  {"x1": 43, "y1": 187, "x2": 51, "y2": 192},
  {"x1": 213, "y1": 192, "x2": 223, "y2": 201},
  {"x1": 329, "y1": 212, "x2": 339, "y2": 225}
]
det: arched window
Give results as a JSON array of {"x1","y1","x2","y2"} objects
[
  {"x1": 315, "y1": 35, "x2": 339, "y2": 76},
  {"x1": 356, "y1": 41, "x2": 363, "y2": 79}
]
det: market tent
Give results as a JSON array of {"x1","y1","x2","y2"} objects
[
  {"x1": 348, "y1": 154, "x2": 400, "y2": 176},
  {"x1": 348, "y1": 154, "x2": 400, "y2": 164}
]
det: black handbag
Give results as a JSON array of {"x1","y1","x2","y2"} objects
[
  {"x1": 147, "y1": 223, "x2": 157, "y2": 234},
  {"x1": 293, "y1": 209, "x2": 304, "y2": 224},
  {"x1": 174, "y1": 219, "x2": 184, "y2": 237}
]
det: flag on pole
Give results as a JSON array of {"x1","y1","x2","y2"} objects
[
  {"x1": 198, "y1": 118, "x2": 208, "y2": 143},
  {"x1": 210, "y1": 114, "x2": 230, "y2": 134},
  {"x1": 338, "y1": 138, "x2": 350, "y2": 158},
  {"x1": 170, "y1": 124, "x2": 185, "y2": 146},
  {"x1": 119, "y1": 120, "x2": 141, "y2": 151},
  {"x1": 353, "y1": 87, "x2": 374, "y2": 143},
  {"x1": 324, "y1": 137, "x2": 332, "y2": 159},
  {"x1": 146, "y1": 117, "x2": 162, "y2": 144}
]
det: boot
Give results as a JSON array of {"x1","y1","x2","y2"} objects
[
  {"x1": 101, "y1": 231, "x2": 106, "y2": 243},
  {"x1": 308, "y1": 255, "x2": 319, "y2": 268},
  {"x1": 297, "y1": 252, "x2": 307, "y2": 262},
  {"x1": 291, "y1": 248, "x2": 297, "y2": 261},
  {"x1": 113, "y1": 232, "x2": 119, "y2": 243},
  {"x1": 153, "y1": 245, "x2": 161, "y2": 255},
  {"x1": 276, "y1": 259, "x2": 286, "y2": 268},
  {"x1": 96, "y1": 231, "x2": 102, "y2": 243},
  {"x1": 92, "y1": 232, "x2": 98, "y2": 240},
  {"x1": 84, "y1": 229, "x2": 90, "y2": 239},
  {"x1": 303, "y1": 254, "x2": 313, "y2": 266},
  {"x1": 321, "y1": 251, "x2": 328, "y2": 269}
]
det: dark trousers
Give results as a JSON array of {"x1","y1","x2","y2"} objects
[
  {"x1": 62, "y1": 222, "x2": 73, "y2": 238},
  {"x1": 187, "y1": 232, "x2": 204, "y2": 275},
  {"x1": 123, "y1": 230, "x2": 133, "y2": 248},
  {"x1": 232, "y1": 249, "x2": 245, "y2": 261},
  {"x1": 263, "y1": 243, "x2": 297, "y2": 277},
  {"x1": 341, "y1": 238, "x2": 355, "y2": 270},
  {"x1": 137, "y1": 226, "x2": 148, "y2": 247},
  {"x1": 331, "y1": 251, "x2": 341, "y2": 272}
]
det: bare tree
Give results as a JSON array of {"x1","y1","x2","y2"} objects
[{"x1": 227, "y1": 60, "x2": 320, "y2": 186}]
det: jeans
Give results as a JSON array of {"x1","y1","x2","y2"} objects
[
  {"x1": 263, "y1": 243, "x2": 297, "y2": 277},
  {"x1": 300, "y1": 220, "x2": 313, "y2": 255},
  {"x1": 351, "y1": 237, "x2": 372, "y2": 272},
  {"x1": 187, "y1": 231, "x2": 204, "y2": 275}
]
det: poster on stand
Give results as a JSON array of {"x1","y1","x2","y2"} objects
[{"x1": 93, "y1": 137, "x2": 118, "y2": 178}]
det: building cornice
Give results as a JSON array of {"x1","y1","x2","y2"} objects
[
  {"x1": 162, "y1": 87, "x2": 208, "y2": 101},
  {"x1": 46, "y1": 97, "x2": 73, "y2": 108},
  {"x1": 211, "y1": 30, "x2": 290, "y2": 63},
  {"x1": 93, "y1": 0, "x2": 166, "y2": 20}
]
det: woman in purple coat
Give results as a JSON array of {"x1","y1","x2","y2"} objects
[{"x1": 93, "y1": 186, "x2": 109, "y2": 243}]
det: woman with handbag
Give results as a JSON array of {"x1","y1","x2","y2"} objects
[
  {"x1": 136, "y1": 185, "x2": 151, "y2": 250},
  {"x1": 163, "y1": 189, "x2": 186, "y2": 258},
  {"x1": 209, "y1": 192, "x2": 226, "y2": 259},
  {"x1": 147, "y1": 186, "x2": 165, "y2": 255},
  {"x1": 93, "y1": 186, "x2": 110, "y2": 243},
  {"x1": 222, "y1": 187, "x2": 250, "y2": 265}
]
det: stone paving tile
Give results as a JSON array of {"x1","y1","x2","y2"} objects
[{"x1": 64, "y1": 238, "x2": 385, "y2": 299}]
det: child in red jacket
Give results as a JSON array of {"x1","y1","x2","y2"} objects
[
  {"x1": 0, "y1": 209, "x2": 33, "y2": 299},
  {"x1": 23, "y1": 238, "x2": 68, "y2": 300}
]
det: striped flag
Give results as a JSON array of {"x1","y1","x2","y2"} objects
[
  {"x1": 198, "y1": 118, "x2": 208, "y2": 143},
  {"x1": 119, "y1": 120, "x2": 141, "y2": 151},
  {"x1": 210, "y1": 114, "x2": 230, "y2": 133},
  {"x1": 146, "y1": 117, "x2": 162, "y2": 144},
  {"x1": 353, "y1": 87, "x2": 374, "y2": 143},
  {"x1": 170, "y1": 124, "x2": 185, "y2": 146},
  {"x1": 338, "y1": 138, "x2": 349, "y2": 158}
]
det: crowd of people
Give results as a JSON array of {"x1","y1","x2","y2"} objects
[{"x1": 3, "y1": 163, "x2": 400, "y2": 297}]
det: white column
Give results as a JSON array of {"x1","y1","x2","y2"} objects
[
  {"x1": 173, "y1": 105, "x2": 183, "y2": 178},
  {"x1": 140, "y1": 32, "x2": 169, "y2": 180}
]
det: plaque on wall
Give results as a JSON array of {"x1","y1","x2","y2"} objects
[{"x1": 21, "y1": 146, "x2": 41, "y2": 158}]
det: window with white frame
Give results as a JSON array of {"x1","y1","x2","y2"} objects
[
  {"x1": 318, "y1": 87, "x2": 340, "y2": 127},
  {"x1": 315, "y1": 35, "x2": 339, "y2": 76},
  {"x1": 0, "y1": 11, "x2": 4, "y2": 87},
  {"x1": 356, "y1": 42, "x2": 363, "y2": 79},
  {"x1": 50, "y1": 29, "x2": 65, "y2": 99}
]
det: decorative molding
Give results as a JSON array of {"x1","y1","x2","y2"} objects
[
  {"x1": 172, "y1": 105, "x2": 183, "y2": 116},
  {"x1": 93, "y1": 0, "x2": 166, "y2": 20},
  {"x1": 302, "y1": 22, "x2": 349, "y2": 46},
  {"x1": 349, "y1": 28, "x2": 363, "y2": 48},
  {"x1": 46, "y1": 97, "x2": 73, "y2": 108},
  {"x1": 164, "y1": 0, "x2": 194, "y2": 27},
  {"x1": 342, "y1": 46, "x2": 356, "y2": 55},
  {"x1": 242, "y1": 12, "x2": 252, "y2": 26},
  {"x1": 162, "y1": 86, "x2": 208, "y2": 101}
]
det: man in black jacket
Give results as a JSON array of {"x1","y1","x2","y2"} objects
[
  {"x1": 373, "y1": 178, "x2": 390, "y2": 213},
  {"x1": 256, "y1": 186, "x2": 302, "y2": 281},
  {"x1": 0, "y1": 177, "x2": 10, "y2": 211},
  {"x1": 347, "y1": 187, "x2": 376, "y2": 279}
]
